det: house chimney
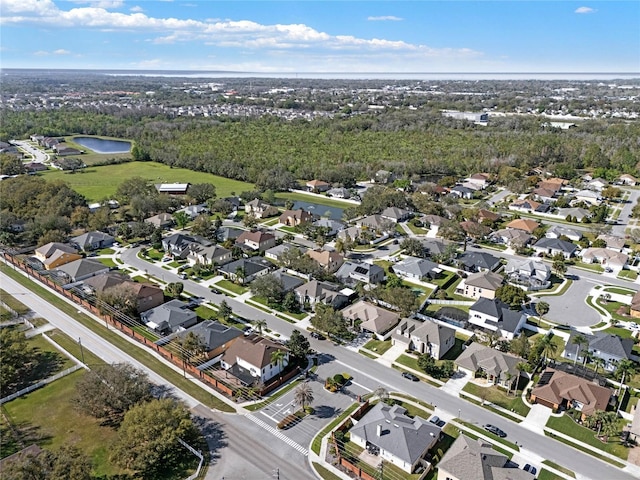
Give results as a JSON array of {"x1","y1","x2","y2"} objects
[{"x1": 377, "y1": 424, "x2": 382, "y2": 437}]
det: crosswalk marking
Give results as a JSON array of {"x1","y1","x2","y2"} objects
[{"x1": 245, "y1": 414, "x2": 309, "y2": 456}]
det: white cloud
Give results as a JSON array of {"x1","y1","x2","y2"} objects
[
  {"x1": 575, "y1": 6, "x2": 596, "y2": 14},
  {"x1": 367, "y1": 16, "x2": 403, "y2": 21},
  {"x1": 130, "y1": 6, "x2": 143, "y2": 13},
  {"x1": 33, "y1": 50, "x2": 49, "y2": 56},
  {"x1": 2, "y1": 0, "x2": 480, "y2": 60},
  {"x1": 70, "y1": 0, "x2": 124, "y2": 8},
  {"x1": 53, "y1": 48, "x2": 70, "y2": 54}
]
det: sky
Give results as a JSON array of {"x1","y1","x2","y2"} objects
[{"x1": 1, "y1": 0, "x2": 639, "y2": 74}]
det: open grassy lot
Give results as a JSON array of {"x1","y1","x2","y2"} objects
[
  {"x1": 3, "y1": 370, "x2": 126, "y2": 477},
  {"x1": 0, "y1": 288, "x2": 31, "y2": 315},
  {"x1": 461, "y1": 382, "x2": 531, "y2": 417},
  {"x1": 362, "y1": 338, "x2": 392, "y2": 355},
  {"x1": 42, "y1": 161, "x2": 254, "y2": 202},
  {"x1": 275, "y1": 191, "x2": 355, "y2": 209},
  {"x1": 214, "y1": 279, "x2": 247, "y2": 295}
]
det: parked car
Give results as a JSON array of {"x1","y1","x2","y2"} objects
[
  {"x1": 523, "y1": 464, "x2": 537, "y2": 475},
  {"x1": 483, "y1": 424, "x2": 507, "y2": 437},
  {"x1": 401, "y1": 372, "x2": 419, "y2": 381},
  {"x1": 429, "y1": 415, "x2": 440, "y2": 425},
  {"x1": 310, "y1": 331, "x2": 326, "y2": 340}
]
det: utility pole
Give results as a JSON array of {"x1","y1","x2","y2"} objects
[
  {"x1": 379, "y1": 459, "x2": 384, "y2": 480},
  {"x1": 273, "y1": 468, "x2": 280, "y2": 480},
  {"x1": 78, "y1": 337, "x2": 85, "y2": 364}
]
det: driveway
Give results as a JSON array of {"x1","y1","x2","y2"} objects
[{"x1": 537, "y1": 278, "x2": 602, "y2": 327}]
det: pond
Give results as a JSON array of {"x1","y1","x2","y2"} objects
[
  {"x1": 291, "y1": 200, "x2": 344, "y2": 220},
  {"x1": 73, "y1": 136, "x2": 131, "y2": 154}
]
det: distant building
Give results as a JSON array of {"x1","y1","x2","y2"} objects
[
  {"x1": 155, "y1": 183, "x2": 189, "y2": 195},
  {"x1": 442, "y1": 110, "x2": 489, "y2": 124}
]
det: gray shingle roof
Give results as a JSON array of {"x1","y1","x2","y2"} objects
[
  {"x1": 460, "y1": 251, "x2": 501, "y2": 270},
  {"x1": 455, "y1": 342, "x2": 521, "y2": 379},
  {"x1": 470, "y1": 297, "x2": 524, "y2": 334},
  {"x1": 142, "y1": 299, "x2": 197, "y2": 333},
  {"x1": 392, "y1": 256, "x2": 439, "y2": 279},
  {"x1": 533, "y1": 237, "x2": 578, "y2": 254},
  {"x1": 177, "y1": 320, "x2": 243, "y2": 352}
]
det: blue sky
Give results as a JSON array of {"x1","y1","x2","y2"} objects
[{"x1": 1, "y1": 1, "x2": 638, "y2": 73}]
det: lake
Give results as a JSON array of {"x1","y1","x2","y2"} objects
[
  {"x1": 73, "y1": 137, "x2": 131, "y2": 154},
  {"x1": 291, "y1": 200, "x2": 344, "y2": 220}
]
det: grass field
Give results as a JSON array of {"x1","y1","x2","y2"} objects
[
  {"x1": 42, "y1": 161, "x2": 255, "y2": 202},
  {"x1": 3, "y1": 370, "x2": 125, "y2": 477},
  {"x1": 275, "y1": 191, "x2": 356, "y2": 209},
  {"x1": 461, "y1": 382, "x2": 531, "y2": 416}
]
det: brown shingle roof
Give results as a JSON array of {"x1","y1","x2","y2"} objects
[
  {"x1": 222, "y1": 335, "x2": 288, "y2": 369},
  {"x1": 506, "y1": 218, "x2": 539, "y2": 234}
]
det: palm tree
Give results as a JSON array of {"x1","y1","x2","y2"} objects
[
  {"x1": 553, "y1": 260, "x2": 567, "y2": 277},
  {"x1": 615, "y1": 359, "x2": 636, "y2": 397},
  {"x1": 294, "y1": 383, "x2": 314, "y2": 411},
  {"x1": 270, "y1": 349, "x2": 287, "y2": 375},
  {"x1": 176, "y1": 332, "x2": 205, "y2": 377},
  {"x1": 535, "y1": 301, "x2": 549, "y2": 322},
  {"x1": 234, "y1": 266, "x2": 246, "y2": 284},
  {"x1": 593, "y1": 357, "x2": 606, "y2": 376},
  {"x1": 539, "y1": 335, "x2": 558, "y2": 365},
  {"x1": 571, "y1": 334, "x2": 588, "y2": 366},
  {"x1": 254, "y1": 319, "x2": 267, "y2": 336}
]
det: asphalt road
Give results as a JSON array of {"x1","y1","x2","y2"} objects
[
  {"x1": 612, "y1": 187, "x2": 640, "y2": 237},
  {"x1": 11, "y1": 139, "x2": 49, "y2": 163}
]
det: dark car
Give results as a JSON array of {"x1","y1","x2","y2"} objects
[
  {"x1": 401, "y1": 372, "x2": 419, "y2": 381},
  {"x1": 483, "y1": 424, "x2": 507, "y2": 437},
  {"x1": 523, "y1": 464, "x2": 537, "y2": 475},
  {"x1": 310, "y1": 331, "x2": 326, "y2": 340}
]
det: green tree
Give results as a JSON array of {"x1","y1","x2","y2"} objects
[
  {"x1": 615, "y1": 359, "x2": 636, "y2": 396},
  {"x1": 294, "y1": 382, "x2": 314, "y2": 410},
  {"x1": 191, "y1": 213, "x2": 213, "y2": 238},
  {"x1": 286, "y1": 330, "x2": 310, "y2": 361},
  {"x1": 243, "y1": 212, "x2": 258, "y2": 228},
  {"x1": 173, "y1": 211, "x2": 190, "y2": 230},
  {"x1": 165, "y1": 282, "x2": 184, "y2": 298},
  {"x1": 270, "y1": 348, "x2": 288, "y2": 374},
  {"x1": 0, "y1": 153, "x2": 26, "y2": 175},
  {"x1": 311, "y1": 304, "x2": 349, "y2": 338},
  {"x1": 72, "y1": 363, "x2": 152, "y2": 426},
  {"x1": 571, "y1": 334, "x2": 588, "y2": 366},
  {"x1": 111, "y1": 398, "x2": 200, "y2": 479},
  {"x1": 373, "y1": 386, "x2": 389, "y2": 403},
  {"x1": 400, "y1": 237, "x2": 425, "y2": 257},
  {"x1": 553, "y1": 259, "x2": 567, "y2": 277},
  {"x1": 535, "y1": 301, "x2": 549, "y2": 321},
  {"x1": 495, "y1": 284, "x2": 529, "y2": 309},
  {"x1": 250, "y1": 273, "x2": 285, "y2": 304},
  {"x1": 253, "y1": 319, "x2": 267, "y2": 335},
  {"x1": 510, "y1": 333, "x2": 531, "y2": 360},
  {"x1": 0, "y1": 328, "x2": 33, "y2": 391},
  {"x1": 218, "y1": 299, "x2": 232, "y2": 322},
  {"x1": 537, "y1": 334, "x2": 558, "y2": 365},
  {"x1": 176, "y1": 331, "x2": 206, "y2": 375},
  {"x1": 1, "y1": 444, "x2": 93, "y2": 480},
  {"x1": 188, "y1": 183, "x2": 216, "y2": 204},
  {"x1": 97, "y1": 283, "x2": 139, "y2": 318}
]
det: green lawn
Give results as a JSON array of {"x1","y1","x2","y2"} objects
[
  {"x1": 97, "y1": 258, "x2": 117, "y2": 268},
  {"x1": 97, "y1": 248, "x2": 115, "y2": 255},
  {"x1": 0, "y1": 288, "x2": 31, "y2": 315},
  {"x1": 275, "y1": 191, "x2": 355, "y2": 209},
  {"x1": 541, "y1": 460, "x2": 575, "y2": 478},
  {"x1": 312, "y1": 462, "x2": 343, "y2": 480},
  {"x1": 195, "y1": 304, "x2": 219, "y2": 320},
  {"x1": 456, "y1": 419, "x2": 519, "y2": 451},
  {"x1": 214, "y1": 279, "x2": 247, "y2": 295},
  {"x1": 461, "y1": 382, "x2": 531, "y2": 416},
  {"x1": 405, "y1": 222, "x2": 428, "y2": 234},
  {"x1": 46, "y1": 329, "x2": 105, "y2": 367},
  {"x1": 3, "y1": 371, "x2": 126, "y2": 477},
  {"x1": 595, "y1": 299, "x2": 634, "y2": 323},
  {"x1": 42, "y1": 161, "x2": 254, "y2": 202},
  {"x1": 573, "y1": 262, "x2": 605, "y2": 273},
  {"x1": 546, "y1": 414, "x2": 629, "y2": 460},
  {"x1": 538, "y1": 469, "x2": 567, "y2": 480},
  {"x1": 617, "y1": 270, "x2": 638, "y2": 281},
  {"x1": 362, "y1": 338, "x2": 393, "y2": 355},
  {"x1": 249, "y1": 296, "x2": 307, "y2": 320}
]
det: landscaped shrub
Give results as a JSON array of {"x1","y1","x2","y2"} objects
[{"x1": 333, "y1": 373, "x2": 345, "y2": 384}]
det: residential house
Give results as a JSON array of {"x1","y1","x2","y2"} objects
[
  {"x1": 218, "y1": 257, "x2": 273, "y2": 284},
  {"x1": 437, "y1": 435, "x2": 535, "y2": 480},
  {"x1": 459, "y1": 270, "x2": 503, "y2": 300},
  {"x1": 53, "y1": 144, "x2": 82, "y2": 156},
  {"x1": 381, "y1": 206, "x2": 412, "y2": 223},
  {"x1": 459, "y1": 221, "x2": 491, "y2": 240},
  {"x1": 421, "y1": 239, "x2": 450, "y2": 258},
  {"x1": 220, "y1": 335, "x2": 289, "y2": 385},
  {"x1": 155, "y1": 183, "x2": 190, "y2": 195},
  {"x1": 505, "y1": 218, "x2": 540, "y2": 234},
  {"x1": 357, "y1": 214, "x2": 392, "y2": 233},
  {"x1": 83, "y1": 272, "x2": 165, "y2": 313},
  {"x1": 391, "y1": 318, "x2": 455, "y2": 359},
  {"x1": 24, "y1": 162, "x2": 48, "y2": 173},
  {"x1": 216, "y1": 226, "x2": 244, "y2": 243},
  {"x1": 335, "y1": 261, "x2": 385, "y2": 286},
  {"x1": 532, "y1": 186, "x2": 559, "y2": 203},
  {"x1": 465, "y1": 173, "x2": 491, "y2": 190},
  {"x1": 269, "y1": 269, "x2": 305, "y2": 292},
  {"x1": 341, "y1": 300, "x2": 400, "y2": 340},
  {"x1": 264, "y1": 243, "x2": 299, "y2": 263},
  {"x1": 546, "y1": 225, "x2": 583, "y2": 242},
  {"x1": 142, "y1": 299, "x2": 197, "y2": 335},
  {"x1": 349, "y1": 403, "x2": 441, "y2": 474},
  {"x1": 336, "y1": 225, "x2": 364, "y2": 243},
  {"x1": 294, "y1": 280, "x2": 349, "y2": 309},
  {"x1": 177, "y1": 203, "x2": 208, "y2": 219},
  {"x1": 54, "y1": 258, "x2": 110, "y2": 283},
  {"x1": 558, "y1": 207, "x2": 591, "y2": 222},
  {"x1": 530, "y1": 369, "x2": 613, "y2": 420},
  {"x1": 580, "y1": 248, "x2": 629, "y2": 272},
  {"x1": 306, "y1": 248, "x2": 344, "y2": 273},
  {"x1": 490, "y1": 228, "x2": 531, "y2": 248},
  {"x1": 279, "y1": 209, "x2": 314, "y2": 226},
  {"x1": 532, "y1": 237, "x2": 578, "y2": 259},
  {"x1": 306, "y1": 179, "x2": 331, "y2": 192},
  {"x1": 455, "y1": 342, "x2": 522, "y2": 388},
  {"x1": 509, "y1": 198, "x2": 548, "y2": 214},
  {"x1": 468, "y1": 298, "x2": 526, "y2": 340},
  {"x1": 574, "y1": 189, "x2": 601, "y2": 206},
  {"x1": 34, "y1": 242, "x2": 77, "y2": 262},
  {"x1": 458, "y1": 251, "x2": 501, "y2": 272},
  {"x1": 312, "y1": 218, "x2": 345, "y2": 237},
  {"x1": 71, "y1": 231, "x2": 115, "y2": 251},
  {"x1": 563, "y1": 331, "x2": 634, "y2": 371},
  {"x1": 505, "y1": 258, "x2": 551, "y2": 290},
  {"x1": 162, "y1": 233, "x2": 197, "y2": 259},
  {"x1": 450, "y1": 185, "x2": 474, "y2": 199},
  {"x1": 587, "y1": 178, "x2": 608, "y2": 191},
  {"x1": 619, "y1": 174, "x2": 637, "y2": 186},
  {"x1": 236, "y1": 230, "x2": 276, "y2": 252},
  {"x1": 327, "y1": 187, "x2": 351, "y2": 199},
  {"x1": 596, "y1": 234, "x2": 626, "y2": 252},
  {"x1": 244, "y1": 199, "x2": 279, "y2": 218},
  {"x1": 477, "y1": 209, "x2": 500, "y2": 224},
  {"x1": 186, "y1": 243, "x2": 232, "y2": 267},
  {"x1": 374, "y1": 170, "x2": 395, "y2": 184},
  {"x1": 145, "y1": 213, "x2": 173, "y2": 229},
  {"x1": 174, "y1": 320, "x2": 243, "y2": 360},
  {"x1": 392, "y1": 257, "x2": 441, "y2": 281},
  {"x1": 422, "y1": 215, "x2": 447, "y2": 236}
]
